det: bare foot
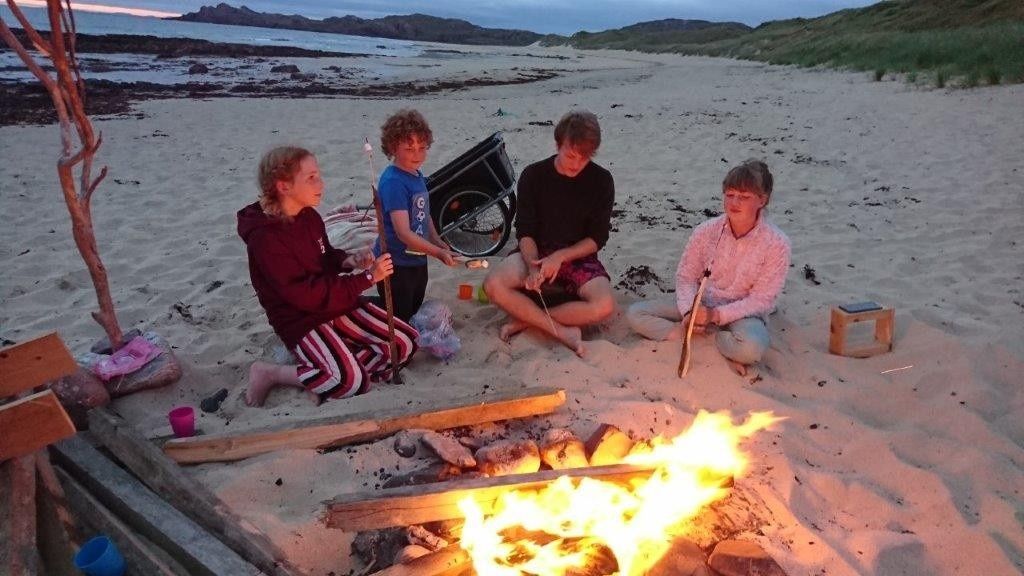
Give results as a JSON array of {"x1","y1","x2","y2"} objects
[
  {"x1": 556, "y1": 325, "x2": 586, "y2": 358},
  {"x1": 305, "y1": 389, "x2": 323, "y2": 406},
  {"x1": 499, "y1": 319, "x2": 528, "y2": 342},
  {"x1": 726, "y1": 359, "x2": 748, "y2": 377},
  {"x1": 245, "y1": 361, "x2": 279, "y2": 407}
]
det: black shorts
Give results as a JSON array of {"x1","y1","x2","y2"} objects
[{"x1": 377, "y1": 264, "x2": 428, "y2": 322}]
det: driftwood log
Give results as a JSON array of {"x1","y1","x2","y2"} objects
[{"x1": 164, "y1": 387, "x2": 566, "y2": 464}]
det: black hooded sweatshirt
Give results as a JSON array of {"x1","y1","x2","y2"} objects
[{"x1": 237, "y1": 202, "x2": 373, "y2": 348}]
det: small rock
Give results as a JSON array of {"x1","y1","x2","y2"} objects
[
  {"x1": 475, "y1": 439, "x2": 540, "y2": 476},
  {"x1": 200, "y1": 388, "x2": 229, "y2": 413},
  {"x1": 49, "y1": 367, "x2": 110, "y2": 429},
  {"x1": 539, "y1": 428, "x2": 588, "y2": 470},
  {"x1": 585, "y1": 423, "x2": 633, "y2": 466},
  {"x1": 708, "y1": 539, "x2": 788, "y2": 576},
  {"x1": 393, "y1": 430, "x2": 421, "y2": 458},
  {"x1": 422, "y1": 431, "x2": 476, "y2": 468},
  {"x1": 270, "y1": 64, "x2": 300, "y2": 74},
  {"x1": 188, "y1": 63, "x2": 209, "y2": 74},
  {"x1": 647, "y1": 538, "x2": 709, "y2": 576}
]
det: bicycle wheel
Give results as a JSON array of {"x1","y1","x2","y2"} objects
[{"x1": 433, "y1": 187, "x2": 512, "y2": 257}]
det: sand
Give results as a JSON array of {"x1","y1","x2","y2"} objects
[{"x1": 1, "y1": 44, "x2": 1022, "y2": 575}]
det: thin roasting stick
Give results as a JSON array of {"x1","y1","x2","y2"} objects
[
  {"x1": 678, "y1": 270, "x2": 711, "y2": 377},
  {"x1": 363, "y1": 139, "x2": 403, "y2": 384},
  {"x1": 537, "y1": 289, "x2": 558, "y2": 336}
]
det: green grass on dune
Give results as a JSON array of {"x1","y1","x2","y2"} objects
[
  {"x1": 703, "y1": 22, "x2": 1024, "y2": 85},
  {"x1": 553, "y1": 0, "x2": 1024, "y2": 86}
]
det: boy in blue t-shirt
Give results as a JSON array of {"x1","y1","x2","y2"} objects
[{"x1": 373, "y1": 109, "x2": 458, "y2": 320}]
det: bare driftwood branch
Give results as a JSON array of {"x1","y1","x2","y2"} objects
[{"x1": 1, "y1": 0, "x2": 123, "y2": 348}]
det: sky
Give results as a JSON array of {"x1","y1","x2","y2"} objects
[{"x1": 17, "y1": 0, "x2": 880, "y2": 34}]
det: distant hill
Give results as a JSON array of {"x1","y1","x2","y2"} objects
[
  {"x1": 541, "y1": 18, "x2": 752, "y2": 50},
  {"x1": 174, "y1": 4, "x2": 542, "y2": 46},
  {"x1": 546, "y1": 0, "x2": 1024, "y2": 86}
]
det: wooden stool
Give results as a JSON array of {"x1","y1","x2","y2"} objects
[{"x1": 829, "y1": 306, "x2": 895, "y2": 357}]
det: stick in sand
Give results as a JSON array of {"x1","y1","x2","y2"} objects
[
  {"x1": 364, "y1": 139, "x2": 404, "y2": 385},
  {"x1": 678, "y1": 269, "x2": 711, "y2": 378}
]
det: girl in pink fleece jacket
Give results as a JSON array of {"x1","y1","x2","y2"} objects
[{"x1": 627, "y1": 160, "x2": 790, "y2": 376}]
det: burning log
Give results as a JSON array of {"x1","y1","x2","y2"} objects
[
  {"x1": 539, "y1": 428, "x2": 588, "y2": 470},
  {"x1": 323, "y1": 463, "x2": 663, "y2": 531},
  {"x1": 585, "y1": 423, "x2": 634, "y2": 466},
  {"x1": 475, "y1": 439, "x2": 541, "y2": 476}
]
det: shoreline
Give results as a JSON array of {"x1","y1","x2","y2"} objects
[{"x1": 0, "y1": 29, "x2": 569, "y2": 126}]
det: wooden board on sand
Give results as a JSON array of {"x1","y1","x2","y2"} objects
[{"x1": 163, "y1": 387, "x2": 566, "y2": 465}]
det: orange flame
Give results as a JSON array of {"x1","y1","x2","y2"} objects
[{"x1": 458, "y1": 410, "x2": 781, "y2": 575}]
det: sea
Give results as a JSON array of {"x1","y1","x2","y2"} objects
[
  {"x1": 0, "y1": 6, "x2": 422, "y2": 56},
  {"x1": 0, "y1": 6, "x2": 426, "y2": 84}
]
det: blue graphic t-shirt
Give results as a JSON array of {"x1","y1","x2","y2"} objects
[{"x1": 373, "y1": 164, "x2": 430, "y2": 267}]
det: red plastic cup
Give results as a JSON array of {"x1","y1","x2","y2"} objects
[
  {"x1": 168, "y1": 406, "x2": 195, "y2": 438},
  {"x1": 458, "y1": 284, "x2": 473, "y2": 300}
]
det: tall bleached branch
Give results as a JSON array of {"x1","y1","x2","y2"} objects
[{"x1": 1, "y1": 0, "x2": 123, "y2": 348}]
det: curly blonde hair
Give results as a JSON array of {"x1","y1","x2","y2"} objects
[
  {"x1": 257, "y1": 146, "x2": 312, "y2": 219},
  {"x1": 380, "y1": 109, "x2": 433, "y2": 159}
]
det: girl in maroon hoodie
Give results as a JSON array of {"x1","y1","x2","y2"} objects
[{"x1": 238, "y1": 146, "x2": 418, "y2": 406}]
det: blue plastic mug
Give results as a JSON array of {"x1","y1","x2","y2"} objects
[{"x1": 74, "y1": 536, "x2": 126, "y2": 576}]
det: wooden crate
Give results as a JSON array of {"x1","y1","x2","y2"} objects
[{"x1": 829, "y1": 306, "x2": 895, "y2": 358}]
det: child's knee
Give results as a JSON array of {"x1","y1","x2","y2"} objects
[{"x1": 716, "y1": 330, "x2": 768, "y2": 364}]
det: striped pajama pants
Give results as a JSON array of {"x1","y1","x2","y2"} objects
[{"x1": 292, "y1": 301, "x2": 418, "y2": 401}]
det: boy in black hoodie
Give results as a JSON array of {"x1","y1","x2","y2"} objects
[{"x1": 238, "y1": 146, "x2": 418, "y2": 406}]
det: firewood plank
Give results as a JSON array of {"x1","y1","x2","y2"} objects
[
  {"x1": 164, "y1": 387, "x2": 566, "y2": 464},
  {"x1": 0, "y1": 454, "x2": 40, "y2": 575},
  {"x1": 0, "y1": 332, "x2": 78, "y2": 398},
  {"x1": 322, "y1": 463, "x2": 658, "y2": 531},
  {"x1": 50, "y1": 436, "x2": 265, "y2": 575},
  {"x1": 88, "y1": 407, "x2": 300, "y2": 576},
  {"x1": 0, "y1": 390, "x2": 76, "y2": 461},
  {"x1": 54, "y1": 465, "x2": 186, "y2": 575}
]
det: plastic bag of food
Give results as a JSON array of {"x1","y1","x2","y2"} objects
[{"x1": 410, "y1": 300, "x2": 460, "y2": 360}]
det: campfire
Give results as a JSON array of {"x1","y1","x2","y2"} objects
[
  {"x1": 459, "y1": 411, "x2": 779, "y2": 576},
  {"x1": 329, "y1": 408, "x2": 782, "y2": 575}
]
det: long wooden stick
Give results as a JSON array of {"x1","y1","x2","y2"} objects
[
  {"x1": 678, "y1": 269, "x2": 711, "y2": 378},
  {"x1": 164, "y1": 386, "x2": 566, "y2": 464},
  {"x1": 364, "y1": 140, "x2": 404, "y2": 384},
  {"x1": 322, "y1": 463, "x2": 659, "y2": 531}
]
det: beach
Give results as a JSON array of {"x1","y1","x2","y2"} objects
[{"x1": 1, "y1": 43, "x2": 1022, "y2": 575}]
